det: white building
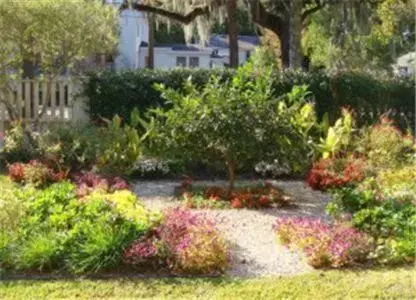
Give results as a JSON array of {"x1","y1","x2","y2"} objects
[
  {"x1": 393, "y1": 52, "x2": 415, "y2": 77},
  {"x1": 106, "y1": 1, "x2": 259, "y2": 70}
]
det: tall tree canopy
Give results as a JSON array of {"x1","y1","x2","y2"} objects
[
  {"x1": 122, "y1": 0, "x2": 329, "y2": 68},
  {"x1": 303, "y1": 0, "x2": 415, "y2": 72}
]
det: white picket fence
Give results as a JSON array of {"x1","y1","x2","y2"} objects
[{"x1": 0, "y1": 78, "x2": 88, "y2": 132}]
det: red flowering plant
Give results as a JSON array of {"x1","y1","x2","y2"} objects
[
  {"x1": 123, "y1": 208, "x2": 229, "y2": 275},
  {"x1": 72, "y1": 171, "x2": 129, "y2": 197},
  {"x1": 7, "y1": 160, "x2": 63, "y2": 187},
  {"x1": 274, "y1": 216, "x2": 373, "y2": 268},
  {"x1": 307, "y1": 155, "x2": 366, "y2": 191},
  {"x1": 8, "y1": 162, "x2": 26, "y2": 183},
  {"x1": 178, "y1": 180, "x2": 292, "y2": 209}
]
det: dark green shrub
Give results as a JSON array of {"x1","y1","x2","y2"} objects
[
  {"x1": 83, "y1": 68, "x2": 235, "y2": 124},
  {"x1": 83, "y1": 69, "x2": 414, "y2": 131}
]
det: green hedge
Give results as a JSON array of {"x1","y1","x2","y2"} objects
[{"x1": 83, "y1": 69, "x2": 415, "y2": 129}]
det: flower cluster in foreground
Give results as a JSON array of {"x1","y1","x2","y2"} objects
[
  {"x1": 124, "y1": 208, "x2": 229, "y2": 274},
  {"x1": 274, "y1": 216, "x2": 373, "y2": 268}
]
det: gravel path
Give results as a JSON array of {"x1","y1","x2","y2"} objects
[{"x1": 133, "y1": 180, "x2": 332, "y2": 277}]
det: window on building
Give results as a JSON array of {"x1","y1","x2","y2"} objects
[
  {"x1": 246, "y1": 51, "x2": 251, "y2": 60},
  {"x1": 176, "y1": 56, "x2": 187, "y2": 67},
  {"x1": 189, "y1": 57, "x2": 199, "y2": 68}
]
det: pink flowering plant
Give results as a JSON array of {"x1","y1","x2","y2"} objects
[
  {"x1": 124, "y1": 208, "x2": 229, "y2": 275},
  {"x1": 73, "y1": 171, "x2": 129, "y2": 197},
  {"x1": 274, "y1": 217, "x2": 373, "y2": 268}
]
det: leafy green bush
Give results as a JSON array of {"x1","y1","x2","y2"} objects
[
  {"x1": 5, "y1": 182, "x2": 158, "y2": 274},
  {"x1": 355, "y1": 117, "x2": 415, "y2": 170},
  {"x1": 83, "y1": 68, "x2": 235, "y2": 124},
  {"x1": 328, "y1": 174, "x2": 416, "y2": 265},
  {"x1": 67, "y1": 222, "x2": 138, "y2": 274},
  {"x1": 2, "y1": 122, "x2": 39, "y2": 163},
  {"x1": 83, "y1": 69, "x2": 415, "y2": 130},
  {"x1": 14, "y1": 230, "x2": 64, "y2": 271},
  {"x1": 37, "y1": 124, "x2": 100, "y2": 172},
  {"x1": 149, "y1": 65, "x2": 317, "y2": 192},
  {"x1": 94, "y1": 111, "x2": 146, "y2": 176}
]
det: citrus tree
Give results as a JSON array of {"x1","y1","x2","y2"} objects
[{"x1": 149, "y1": 64, "x2": 317, "y2": 193}]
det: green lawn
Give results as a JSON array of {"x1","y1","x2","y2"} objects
[{"x1": 0, "y1": 267, "x2": 414, "y2": 299}]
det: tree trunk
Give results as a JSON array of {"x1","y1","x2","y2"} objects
[
  {"x1": 289, "y1": 0, "x2": 302, "y2": 69},
  {"x1": 279, "y1": 24, "x2": 291, "y2": 69},
  {"x1": 225, "y1": 156, "x2": 236, "y2": 196},
  {"x1": 227, "y1": 0, "x2": 239, "y2": 68},
  {"x1": 22, "y1": 60, "x2": 36, "y2": 79},
  {"x1": 147, "y1": 13, "x2": 155, "y2": 69}
]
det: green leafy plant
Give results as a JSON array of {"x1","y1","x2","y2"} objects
[
  {"x1": 13, "y1": 230, "x2": 64, "y2": 271},
  {"x1": 149, "y1": 65, "x2": 317, "y2": 193},
  {"x1": 317, "y1": 109, "x2": 353, "y2": 158},
  {"x1": 356, "y1": 117, "x2": 415, "y2": 170},
  {"x1": 95, "y1": 109, "x2": 148, "y2": 176},
  {"x1": 84, "y1": 69, "x2": 414, "y2": 131},
  {"x1": 2, "y1": 122, "x2": 38, "y2": 163},
  {"x1": 67, "y1": 222, "x2": 138, "y2": 274}
]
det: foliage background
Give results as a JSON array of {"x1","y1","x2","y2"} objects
[{"x1": 83, "y1": 69, "x2": 415, "y2": 131}]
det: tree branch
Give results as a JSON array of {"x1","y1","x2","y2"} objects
[
  {"x1": 301, "y1": 1, "x2": 326, "y2": 22},
  {"x1": 120, "y1": 1, "x2": 210, "y2": 25}
]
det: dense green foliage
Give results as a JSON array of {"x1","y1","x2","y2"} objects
[
  {"x1": 84, "y1": 69, "x2": 414, "y2": 130},
  {"x1": 321, "y1": 117, "x2": 416, "y2": 264},
  {"x1": 3, "y1": 109, "x2": 146, "y2": 176},
  {"x1": 0, "y1": 182, "x2": 159, "y2": 274},
  {"x1": 0, "y1": 175, "x2": 229, "y2": 276},
  {"x1": 303, "y1": 0, "x2": 415, "y2": 72},
  {"x1": 148, "y1": 66, "x2": 317, "y2": 190}
]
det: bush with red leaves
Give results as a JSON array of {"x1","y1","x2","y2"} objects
[
  {"x1": 181, "y1": 181, "x2": 291, "y2": 209},
  {"x1": 8, "y1": 162, "x2": 26, "y2": 183},
  {"x1": 73, "y1": 171, "x2": 129, "y2": 197},
  {"x1": 307, "y1": 156, "x2": 365, "y2": 191},
  {"x1": 8, "y1": 160, "x2": 63, "y2": 187}
]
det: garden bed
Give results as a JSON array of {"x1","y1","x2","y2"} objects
[{"x1": 176, "y1": 180, "x2": 294, "y2": 209}]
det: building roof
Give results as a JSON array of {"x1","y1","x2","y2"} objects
[
  {"x1": 208, "y1": 35, "x2": 260, "y2": 50},
  {"x1": 141, "y1": 41, "x2": 203, "y2": 52},
  {"x1": 141, "y1": 35, "x2": 260, "y2": 52}
]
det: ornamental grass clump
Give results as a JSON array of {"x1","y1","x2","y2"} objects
[
  {"x1": 124, "y1": 208, "x2": 229, "y2": 275},
  {"x1": 274, "y1": 217, "x2": 373, "y2": 268}
]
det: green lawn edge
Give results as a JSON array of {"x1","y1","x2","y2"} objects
[{"x1": 1, "y1": 267, "x2": 414, "y2": 299}]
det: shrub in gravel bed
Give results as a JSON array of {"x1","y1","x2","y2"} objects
[
  {"x1": 124, "y1": 208, "x2": 229, "y2": 275},
  {"x1": 178, "y1": 180, "x2": 292, "y2": 209},
  {"x1": 274, "y1": 217, "x2": 373, "y2": 268}
]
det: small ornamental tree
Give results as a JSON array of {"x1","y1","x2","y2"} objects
[{"x1": 149, "y1": 64, "x2": 317, "y2": 193}]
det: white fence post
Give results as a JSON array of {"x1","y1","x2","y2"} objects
[
  {"x1": 71, "y1": 80, "x2": 89, "y2": 125},
  {"x1": 0, "y1": 77, "x2": 85, "y2": 131}
]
